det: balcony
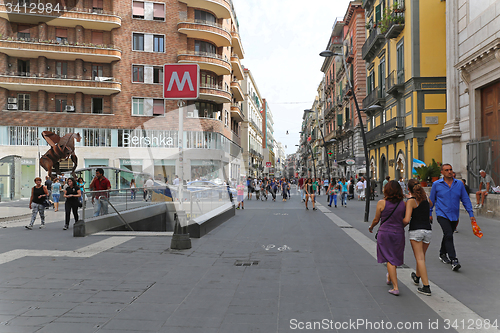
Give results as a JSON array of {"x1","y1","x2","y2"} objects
[
  {"x1": 0, "y1": 4, "x2": 121, "y2": 31},
  {"x1": 230, "y1": 81, "x2": 244, "y2": 101},
  {"x1": 0, "y1": 72, "x2": 121, "y2": 95},
  {"x1": 178, "y1": 0, "x2": 232, "y2": 19},
  {"x1": 362, "y1": 87, "x2": 386, "y2": 109},
  {"x1": 0, "y1": 38, "x2": 121, "y2": 63},
  {"x1": 336, "y1": 151, "x2": 352, "y2": 162},
  {"x1": 199, "y1": 82, "x2": 231, "y2": 103},
  {"x1": 177, "y1": 19, "x2": 231, "y2": 47},
  {"x1": 250, "y1": 119, "x2": 263, "y2": 137},
  {"x1": 177, "y1": 50, "x2": 231, "y2": 76},
  {"x1": 382, "y1": 7, "x2": 405, "y2": 39},
  {"x1": 366, "y1": 117, "x2": 405, "y2": 145},
  {"x1": 230, "y1": 102, "x2": 244, "y2": 122},
  {"x1": 231, "y1": 30, "x2": 244, "y2": 59},
  {"x1": 386, "y1": 70, "x2": 405, "y2": 96},
  {"x1": 231, "y1": 54, "x2": 244, "y2": 80},
  {"x1": 362, "y1": 28, "x2": 385, "y2": 62},
  {"x1": 345, "y1": 48, "x2": 354, "y2": 64}
]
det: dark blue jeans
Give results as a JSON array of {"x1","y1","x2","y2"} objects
[{"x1": 437, "y1": 216, "x2": 459, "y2": 260}]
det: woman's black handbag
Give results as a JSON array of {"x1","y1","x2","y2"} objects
[{"x1": 42, "y1": 199, "x2": 51, "y2": 208}]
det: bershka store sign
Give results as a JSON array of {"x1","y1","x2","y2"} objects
[{"x1": 122, "y1": 133, "x2": 174, "y2": 147}]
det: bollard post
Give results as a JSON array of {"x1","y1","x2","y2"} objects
[{"x1": 170, "y1": 211, "x2": 191, "y2": 250}]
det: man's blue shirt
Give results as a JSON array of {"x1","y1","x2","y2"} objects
[{"x1": 429, "y1": 178, "x2": 474, "y2": 221}]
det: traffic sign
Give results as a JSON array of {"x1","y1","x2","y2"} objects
[
  {"x1": 346, "y1": 159, "x2": 355, "y2": 165},
  {"x1": 164, "y1": 64, "x2": 199, "y2": 100},
  {"x1": 266, "y1": 162, "x2": 272, "y2": 167}
]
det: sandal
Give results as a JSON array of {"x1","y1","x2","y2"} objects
[{"x1": 388, "y1": 289, "x2": 399, "y2": 296}]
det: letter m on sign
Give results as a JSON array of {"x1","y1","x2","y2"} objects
[{"x1": 164, "y1": 64, "x2": 199, "y2": 100}]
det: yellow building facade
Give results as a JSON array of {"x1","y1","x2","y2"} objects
[{"x1": 361, "y1": 0, "x2": 446, "y2": 186}]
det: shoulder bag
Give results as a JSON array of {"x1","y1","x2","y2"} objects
[{"x1": 375, "y1": 201, "x2": 401, "y2": 240}]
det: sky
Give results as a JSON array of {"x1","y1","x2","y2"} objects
[{"x1": 232, "y1": 0, "x2": 353, "y2": 156}]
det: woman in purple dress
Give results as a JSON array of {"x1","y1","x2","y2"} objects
[{"x1": 369, "y1": 180, "x2": 407, "y2": 296}]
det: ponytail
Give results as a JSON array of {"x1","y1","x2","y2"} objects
[{"x1": 408, "y1": 179, "x2": 427, "y2": 202}]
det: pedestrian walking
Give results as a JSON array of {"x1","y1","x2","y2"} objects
[
  {"x1": 429, "y1": 163, "x2": 475, "y2": 271},
  {"x1": 77, "y1": 177, "x2": 85, "y2": 203},
  {"x1": 44, "y1": 176, "x2": 52, "y2": 201},
  {"x1": 382, "y1": 176, "x2": 390, "y2": 194},
  {"x1": 51, "y1": 178, "x2": 61, "y2": 212},
  {"x1": 298, "y1": 176, "x2": 305, "y2": 202},
  {"x1": 327, "y1": 180, "x2": 339, "y2": 208},
  {"x1": 281, "y1": 178, "x2": 289, "y2": 201},
  {"x1": 63, "y1": 178, "x2": 81, "y2": 230},
  {"x1": 356, "y1": 178, "x2": 365, "y2": 200},
  {"x1": 323, "y1": 178, "x2": 329, "y2": 202},
  {"x1": 305, "y1": 178, "x2": 316, "y2": 210},
  {"x1": 403, "y1": 179, "x2": 433, "y2": 296},
  {"x1": 339, "y1": 178, "x2": 348, "y2": 207},
  {"x1": 26, "y1": 177, "x2": 49, "y2": 230},
  {"x1": 236, "y1": 182, "x2": 245, "y2": 209},
  {"x1": 368, "y1": 180, "x2": 407, "y2": 296},
  {"x1": 246, "y1": 177, "x2": 253, "y2": 200},
  {"x1": 130, "y1": 179, "x2": 137, "y2": 200},
  {"x1": 89, "y1": 168, "x2": 111, "y2": 217},
  {"x1": 144, "y1": 177, "x2": 154, "y2": 201}
]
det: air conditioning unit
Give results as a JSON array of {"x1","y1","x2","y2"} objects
[
  {"x1": 8, "y1": 98, "x2": 17, "y2": 104},
  {"x1": 7, "y1": 104, "x2": 18, "y2": 110},
  {"x1": 65, "y1": 105, "x2": 75, "y2": 112},
  {"x1": 187, "y1": 111, "x2": 194, "y2": 118}
]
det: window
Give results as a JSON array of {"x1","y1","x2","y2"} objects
[
  {"x1": 379, "y1": 58, "x2": 386, "y2": 93},
  {"x1": 194, "y1": 101, "x2": 218, "y2": 118},
  {"x1": 56, "y1": 61, "x2": 67, "y2": 78},
  {"x1": 132, "y1": 98, "x2": 144, "y2": 115},
  {"x1": 396, "y1": 42, "x2": 404, "y2": 84},
  {"x1": 153, "y1": 3, "x2": 165, "y2": 21},
  {"x1": 17, "y1": 25, "x2": 30, "y2": 39},
  {"x1": 133, "y1": 33, "x2": 144, "y2": 51},
  {"x1": 201, "y1": 71, "x2": 217, "y2": 87},
  {"x1": 56, "y1": 29, "x2": 68, "y2": 44},
  {"x1": 92, "y1": 65, "x2": 103, "y2": 79},
  {"x1": 17, "y1": 94, "x2": 30, "y2": 111},
  {"x1": 153, "y1": 35, "x2": 164, "y2": 52},
  {"x1": 153, "y1": 99, "x2": 164, "y2": 116},
  {"x1": 195, "y1": 40, "x2": 216, "y2": 55},
  {"x1": 92, "y1": 0, "x2": 103, "y2": 13},
  {"x1": 132, "y1": 1, "x2": 144, "y2": 19},
  {"x1": 91, "y1": 31, "x2": 103, "y2": 45},
  {"x1": 133, "y1": 65, "x2": 144, "y2": 83},
  {"x1": 195, "y1": 10, "x2": 216, "y2": 24},
  {"x1": 18, "y1": 59, "x2": 30, "y2": 76},
  {"x1": 153, "y1": 66, "x2": 163, "y2": 84},
  {"x1": 92, "y1": 97, "x2": 103, "y2": 114},
  {"x1": 55, "y1": 95, "x2": 67, "y2": 112}
]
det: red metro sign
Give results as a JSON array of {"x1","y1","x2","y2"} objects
[{"x1": 163, "y1": 64, "x2": 199, "y2": 100}]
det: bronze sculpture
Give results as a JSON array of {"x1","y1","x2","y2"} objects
[{"x1": 40, "y1": 131, "x2": 81, "y2": 178}]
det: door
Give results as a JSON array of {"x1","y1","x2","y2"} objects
[{"x1": 480, "y1": 81, "x2": 500, "y2": 186}]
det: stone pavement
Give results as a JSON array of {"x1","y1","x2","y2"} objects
[{"x1": 0, "y1": 193, "x2": 499, "y2": 332}]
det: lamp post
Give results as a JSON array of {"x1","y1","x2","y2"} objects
[
  {"x1": 320, "y1": 48, "x2": 373, "y2": 222},
  {"x1": 298, "y1": 131, "x2": 316, "y2": 178}
]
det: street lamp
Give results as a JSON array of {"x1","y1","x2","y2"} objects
[
  {"x1": 320, "y1": 47, "x2": 372, "y2": 222},
  {"x1": 304, "y1": 109, "x2": 331, "y2": 182}
]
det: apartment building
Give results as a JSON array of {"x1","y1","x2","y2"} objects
[
  {"x1": 241, "y1": 68, "x2": 264, "y2": 178},
  {"x1": 361, "y1": 0, "x2": 446, "y2": 186},
  {"x1": 0, "y1": 0, "x2": 245, "y2": 200},
  {"x1": 443, "y1": 0, "x2": 500, "y2": 189}
]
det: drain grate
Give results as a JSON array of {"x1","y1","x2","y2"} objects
[
  {"x1": 339, "y1": 226, "x2": 354, "y2": 228},
  {"x1": 234, "y1": 260, "x2": 259, "y2": 267}
]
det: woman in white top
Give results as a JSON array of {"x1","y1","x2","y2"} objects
[{"x1": 356, "y1": 179, "x2": 365, "y2": 200}]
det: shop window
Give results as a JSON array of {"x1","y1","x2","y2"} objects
[
  {"x1": 17, "y1": 94, "x2": 30, "y2": 111},
  {"x1": 133, "y1": 65, "x2": 144, "y2": 83},
  {"x1": 153, "y1": 66, "x2": 163, "y2": 84},
  {"x1": 153, "y1": 35, "x2": 164, "y2": 52},
  {"x1": 153, "y1": 99, "x2": 164, "y2": 116},
  {"x1": 132, "y1": 98, "x2": 144, "y2": 115},
  {"x1": 55, "y1": 95, "x2": 67, "y2": 112},
  {"x1": 133, "y1": 33, "x2": 144, "y2": 51},
  {"x1": 153, "y1": 3, "x2": 165, "y2": 21},
  {"x1": 133, "y1": 1, "x2": 144, "y2": 19},
  {"x1": 92, "y1": 97, "x2": 103, "y2": 114}
]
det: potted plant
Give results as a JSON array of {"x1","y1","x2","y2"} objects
[
  {"x1": 415, "y1": 166, "x2": 430, "y2": 187},
  {"x1": 428, "y1": 159, "x2": 442, "y2": 182}
]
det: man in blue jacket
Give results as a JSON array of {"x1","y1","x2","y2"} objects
[{"x1": 429, "y1": 163, "x2": 476, "y2": 271}]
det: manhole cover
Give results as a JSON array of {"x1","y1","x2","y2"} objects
[{"x1": 234, "y1": 260, "x2": 259, "y2": 266}]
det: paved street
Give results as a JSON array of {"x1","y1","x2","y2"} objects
[{"x1": 0, "y1": 192, "x2": 499, "y2": 332}]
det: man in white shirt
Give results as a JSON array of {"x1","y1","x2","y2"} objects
[
  {"x1": 356, "y1": 179, "x2": 365, "y2": 201},
  {"x1": 144, "y1": 177, "x2": 154, "y2": 202},
  {"x1": 173, "y1": 175, "x2": 180, "y2": 186}
]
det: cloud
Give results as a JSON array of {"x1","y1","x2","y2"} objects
[{"x1": 232, "y1": 0, "x2": 352, "y2": 155}]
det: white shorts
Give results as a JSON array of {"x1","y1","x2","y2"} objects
[{"x1": 408, "y1": 229, "x2": 432, "y2": 244}]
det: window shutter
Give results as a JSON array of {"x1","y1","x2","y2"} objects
[
  {"x1": 337, "y1": 114, "x2": 343, "y2": 127},
  {"x1": 375, "y1": 4, "x2": 381, "y2": 23},
  {"x1": 18, "y1": 25, "x2": 30, "y2": 33},
  {"x1": 93, "y1": 0, "x2": 103, "y2": 8},
  {"x1": 133, "y1": 1, "x2": 144, "y2": 16},
  {"x1": 153, "y1": 3, "x2": 165, "y2": 19},
  {"x1": 153, "y1": 100, "x2": 164, "y2": 115},
  {"x1": 56, "y1": 28, "x2": 68, "y2": 38},
  {"x1": 92, "y1": 31, "x2": 103, "y2": 44}
]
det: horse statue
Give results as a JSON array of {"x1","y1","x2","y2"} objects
[{"x1": 40, "y1": 131, "x2": 81, "y2": 178}]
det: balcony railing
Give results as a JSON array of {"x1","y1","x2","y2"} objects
[
  {"x1": 381, "y1": 6, "x2": 405, "y2": 39},
  {"x1": 366, "y1": 117, "x2": 405, "y2": 144},
  {"x1": 361, "y1": 27, "x2": 385, "y2": 61},
  {"x1": 386, "y1": 70, "x2": 405, "y2": 95},
  {"x1": 362, "y1": 87, "x2": 386, "y2": 109},
  {"x1": 337, "y1": 151, "x2": 352, "y2": 161}
]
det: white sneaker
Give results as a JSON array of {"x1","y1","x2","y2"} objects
[
  {"x1": 478, "y1": 204, "x2": 483, "y2": 208},
  {"x1": 474, "y1": 204, "x2": 480, "y2": 208},
  {"x1": 39, "y1": 224, "x2": 45, "y2": 229}
]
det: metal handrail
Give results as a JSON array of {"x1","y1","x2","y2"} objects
[{"x1": 98, "y1": 196, "x2": 134, "y2": 231}]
